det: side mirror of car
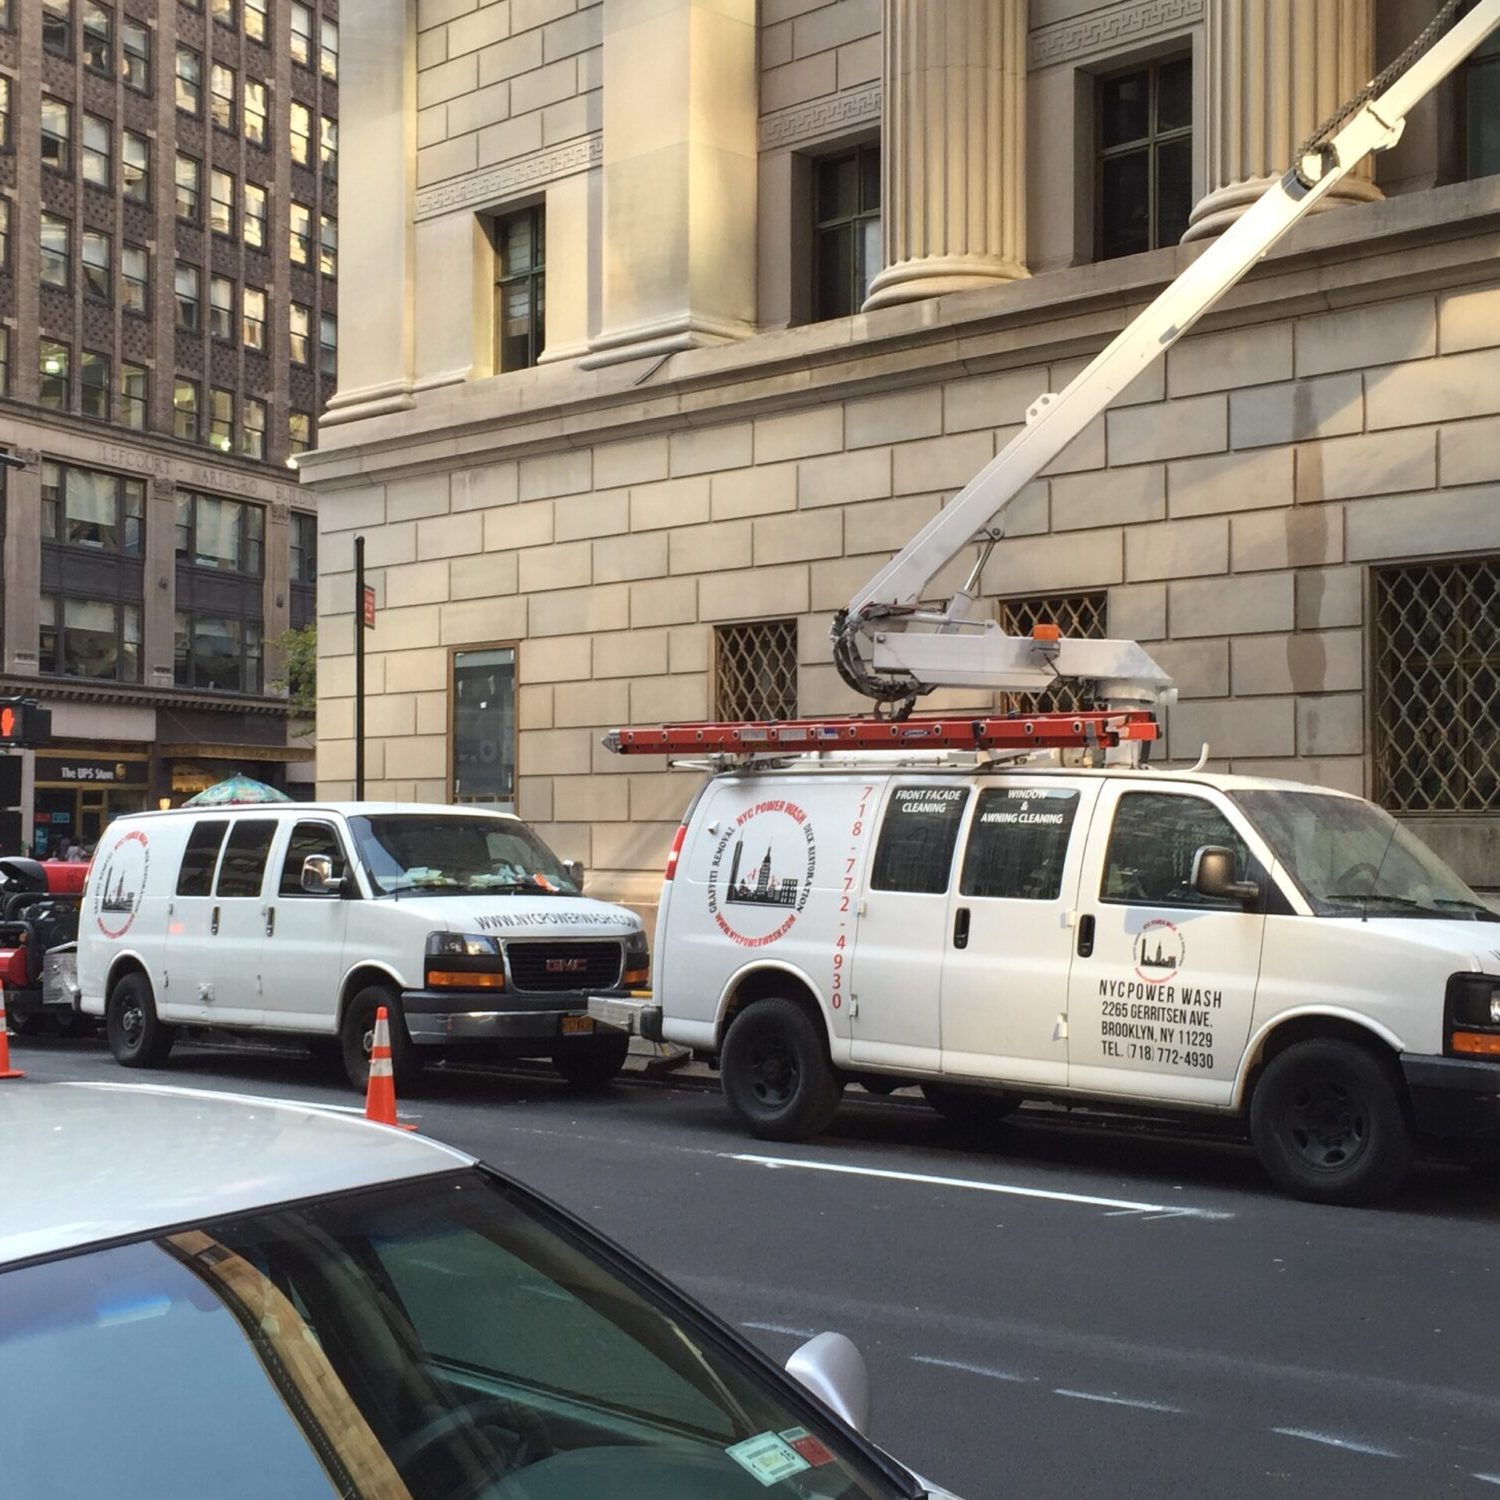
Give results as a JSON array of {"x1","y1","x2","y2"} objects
[
  {"x1": 1193, "y1": 845, "x2": 1259, "y2": 905},
  {"x1": 785, "y1": 1331, "x2": 870, "y2": 1436},
  {"x1": 563, "y1": 857, "x2": 585, "y2": 889},
  {"x1": 300, "y1": 854, "x2": 340, "y2": 895}
]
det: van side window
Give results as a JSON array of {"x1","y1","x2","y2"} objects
[
  {"x1": 960, "y1": 789, "x2": 1080, "y2": 901},
  {"x1": 176, "y1": 820, "x2": 229, "y2": 896},
  {"x1": 870, "y1": 786, "x2": 969, "y2": 895},
  {"x1": 215, "y1": 820, "x2": 279, "y2": 899},
  {"x1": 1100, "y1": 793, "x2": 1252, "y2": 909},
  {"x1": 280, "y1": 823, "x2": 345, "y2": 896}
]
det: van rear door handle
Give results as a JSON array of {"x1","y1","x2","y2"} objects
[
  {"x1": 1076, "y1": 913, "x2": 1095, "y2": 958},
  {"x1": 953, "y1": 907, "x2": 970, "y2": 950},
  {"x1": 265, "y1": 906, "x2": 276, "y2": 937},
  {"x1": 210, "y1": 905, "x2": 221, "y2": 936}
]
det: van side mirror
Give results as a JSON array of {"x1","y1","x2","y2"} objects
[
  {"x1": 300, "y1": 854, "x2": 341, "y2": 896},
  {"x1": 1192, "y1": 845, "x2": 1259, "y2": 905}
]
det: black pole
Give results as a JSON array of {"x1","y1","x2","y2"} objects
[{"x1": 354, "y1": 533, "x2": 366, "y2": 799}]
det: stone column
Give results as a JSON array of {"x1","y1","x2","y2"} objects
[
  {"x1": 1184, "y1": 0, "x2": 1381, "y2": 241},
  {"x1": 863, "y1": 0, "x2": 1028, "y2": 311}
]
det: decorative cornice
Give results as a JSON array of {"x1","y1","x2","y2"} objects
[
  {"x1": 758, "y1": 83, "x2": 881, "y2": 151},
  {"x1": 1028, "y1": 0, "x2": 1205, "y2": 69},
  {"x1": 415, "y1": 134, "x2": 602, "y2": 220}
]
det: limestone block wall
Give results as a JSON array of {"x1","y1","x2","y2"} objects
[{"x1": 760, "y1": 0, "x2": 882, "y2": 116}]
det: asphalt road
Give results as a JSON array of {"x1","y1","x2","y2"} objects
[{"x1": 13, "y1": 1031, "x2": 1500, "y2": 1499}]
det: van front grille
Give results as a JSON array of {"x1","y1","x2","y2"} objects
[{"x1": 506, "y1": 940, "x2": 621, "y2": 993}]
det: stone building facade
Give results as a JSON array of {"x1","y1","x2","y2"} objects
[{"x1": 303, "y1": 0, "x2": 1500, "y2": 912}]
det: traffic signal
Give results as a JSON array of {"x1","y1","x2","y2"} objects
[{"x1": 0, "y1": 699, "x2": 51, "y2": 748}]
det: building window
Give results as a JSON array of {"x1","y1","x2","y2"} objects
[
  {"x1": 452, "y1": 646, "x2": 516, "y2": 808},
  {"x1": 1469, "y1": 22, "x2": 1500, "y2": 178},
  {"x1": 495, "y1": 207, "x2": 545, "y2": 371},
  {"x1": 176, "y1": 46, "x2": 202, "y2": 115},
  {"x1": 289, "y1": 201, "x2": 311, "y2": 265},
  {"x1": 813, "y1": 144, "x2": 881, "y2": 320},
  {"x1": 288, "y1": 409, "x2": 311, "y2": 455},
  {"x1": 39, "y1": 341, "x2": 70, "y2": 407},
  {"x1": 82, "y1": 114, "x2": 111, "y2": 187},
  {"x1": 243, "y1": 182, "x2": 267, "y2": 247},
  {"x1": 174, "y1": 614, "x2": 262, "y2": 693},
  {"x1": 79, "y1": 350, "x2": 109, "y2": 418},
  {"x1": 289, "y1": 2, "x2": 311, "y2": 66},
  {"x1": 41, "y1": 461, "x2": 144, "y2": 554},
  {"x1": 210, "y1": 275, "x2": 234, "y2": 339},
  {"x1": 0, "y1": 327, "x2": 10, "y2": 396},
  {"x1": 211, "y1": 168, "x2": 235, "y2": 235},
  {"x1": 0, "y1": 77, "x2": 8, "y2": 150},
  {"x1": 242, "y1": 397, "x2": 266, "y2": 459},
  {"x1": 243, "y1": 285, "x2": 266, "y2": 350},
  {"x1": 1097, "y1": 55, "x2": 1192, "y2": 260},
  {"x1": 119, "y1": 363, "x2": 148, "y2": 428},
  {"x1": 176, "y1": 153, "x2": 201, "y2": 220},
  {"x1": 290, "y1": 511, "x2": 317, "y2": 584},
  {"x1": 123, "y1": 131, "x2": 151, "y2": 203},
  {"x1": 320, "y1": 19, "x2": 338, "y2": 79},
  {"x1": 211, "y1": 63, "x2": 236, "y2": 131},
  {"x1": 41, "y1": 97, "x2": 71, "y2": 171},
  {"x1": 212, "y1": 0, "x2": 236, "y2": 28},
  {"x1": 40, "y1": 596, "x2": 141, "y2": 683},
  {"x1": 122, "y1": 18, "x2": 150, "y2": 90},
  {"x1": 1374, "y1": 557, "x2": 1500, "y2": 812},
  {"x1": 996, "y1": 591, "x2": 1109, "y2": 714},
  {"x1": 176, "y1": 491, "x2": 265, "y2": 574},
  {"x1": 320, "y1": 116, "x2": 337, "y2": 175},
  {"x1": 174, "y1": 379, "x2": 199, "y2": 441},
  {"x1": 244, "y1": 0, "x2": 266, "y2": 42},
  {"x1": 209, "y1": 387, "x2": 234, "y2": 450},
  {"x1": 41, "y1": 214, "x2": 70, "y2": 289},
  {"x1": 290, "y1": 302, "x2": 310, "y2": 364},
  {"x1": 714, "y1": 619, "x2": 798, "y2": 721},
  {"x1": 122, "y1": 244, "x2": 149, "y2": 314},
  {"x1": 0, "y1": 199, "x2": 8, "y2": 268},
  {"x1": 175, "y1": 262, "x2": 201, "y2": 330},
  {"x1": 319, "y1": 312, "x2": 336, "y2": 377},
  {"x1": 42, "y1": 0, "x2": 71, "y2": 56},
  {"x1": 82, "y1": 0, "x2": 110, "y2": 71},
  {"x1": 319, "y1": 215, "x2": 337, "y2": 278},
  {"x1": 81, "y1": 229, "x2": 110, "y2": 300},
  {"x1": 244, "y1": 79, "x2": 267, "y2": 146},
  {"x1": 290, "y1": 101, "x2": 311, "y2": 165}
]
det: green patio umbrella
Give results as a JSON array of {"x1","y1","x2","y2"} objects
[{"x1": 183, "y1": 775, "x2": 292, "y2": 807}]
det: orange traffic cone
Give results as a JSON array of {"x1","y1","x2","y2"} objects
[
  {"x1": 0, "y1": 984, "x2": 26, "y2": 1080},
  {"x1": 364, "y1": 1007, "x2": 415, "y2": 1130}
]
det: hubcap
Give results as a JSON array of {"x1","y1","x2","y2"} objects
[
  {"x1": 748, "y1": 1035, "x2": 797, "y2": 1108},
  {"x1": 121, "y1": 1002, "x2": 144, "y2": 1046},
  {"x1": 1286, "y1": 1075, "x2": 1368, "y2": 1170}
]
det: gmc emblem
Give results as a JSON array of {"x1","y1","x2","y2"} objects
[{"x1": 546, "y1": 957, "x2": 589, "y2": 974}]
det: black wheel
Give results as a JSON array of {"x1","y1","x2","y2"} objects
[
  {"x1": 921, "y1": 1081, "x2": 1023, "y2": 1129},
  {"x1": 1249, "y1": 1038, "x2": 1414, "y2": 1205},
  {"x1": 6, "y1": 1008, "x2": 43, "y2": 1038},
  {"x1": 106, "y1": 972, "x2": 175, "y2": 1068},
  {"x1": 552, "y1": 1032, "x2": 629, "y2": 1089},
  {"x1": 339, "y1": 986, "x2": 423, "y2": 1094},
  {"x1": 721, "y1": 998, "x2": 842, "y2": 1142}
]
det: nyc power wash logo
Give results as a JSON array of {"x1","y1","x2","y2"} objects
[
  {"x1": 93, "y1": 828, "x2": 150, "y2": 940},
  {"x1": 706, "y1": 800, "x2": 817, "y2": 948}
]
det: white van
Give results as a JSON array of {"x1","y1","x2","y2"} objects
[
  {"x1": 77, "y1": 802, "x2": 646, "y2": 1090},
  {"x1": 596, "y1": 759, "x2": 1500, "y2": 1203}
]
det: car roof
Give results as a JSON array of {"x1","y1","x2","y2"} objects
[{"x1": 0, "y1": 1083, "x2": 475, "y2": 1267}]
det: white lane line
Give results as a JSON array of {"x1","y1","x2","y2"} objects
[
  {"x1": 724, "y1": 1153, "x2": 1232, "y2": 1220},
  {"x1": 742, "y1": 1321, "x2": 818, "y2": 1339},
  {"x1": 913, "y1": 1355, "x2": 1032, "y2": 1384},
  {"x1": 1473, "y1": 1474, "x2": 1500, "y2": 1486},
  {"x1": 1272, "y1": 1428, "x2": 1402, "y2": 1459},
  {"x1": 1055, "y1": 1388, "x2": 1182, "y2": 1413}
]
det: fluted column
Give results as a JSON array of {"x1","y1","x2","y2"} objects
[
  {"x1": 1184, "y1": 0, "x2": 1381, "y2": 242},
  {"x1": 863, "y1": 0, "x2": 1028, "y2": 311}
]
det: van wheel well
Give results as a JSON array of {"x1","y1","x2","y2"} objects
[
  {"x1": 1243, "y1": 1016, "x2": 1407, "y2": 1113},
  {"x1": 720, "y1": 972, "x2": 829, "y2": 1057},
  {"x1": 338, "y1": 966, "x2": 399, "y2": 1027},
  {"x1": 106, "y1": 956, "x2": 149, "y2": 1002}
]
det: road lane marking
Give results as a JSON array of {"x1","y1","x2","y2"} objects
[
  {"x1": 1473, "y1": 1474, "x2": 1500, "y2": 1486},
  {"x1": 742, "y1": 1321, "x2": 818, "y2": 1338},
  {"x1": 1272, "y1": 1428, "x2": 1402, "y2": 1459},
  {"x1": 1055, "y1": 1388, "x2": 1182, "y2": 1413},
  {"x1": 913, "y1": 1355, "x2": 1032, "y2": 1384},
  {"x1": 724, "y1": 1153, "x2": 1232, "y2": 1219}
]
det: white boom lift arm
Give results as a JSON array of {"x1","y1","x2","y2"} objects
[{"x1": 832, "y1": 0, "x2": 1500, "y2": 716}]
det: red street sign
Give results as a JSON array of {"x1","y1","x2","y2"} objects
[{"x1": 361, "y1": 585, "x2": 376, "y2": 629}]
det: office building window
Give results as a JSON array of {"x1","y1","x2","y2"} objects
[
  {"x1": 244, "y1": 79, "x2": 267, "y2": 146},
  {"x1": 714, "y1": 619, "x2": 798, "y2": 721},
  {"x1": 210, "y1": 275, "x2": 234, "y2": 339},
  {"x1": 288, "y1": 409, "x2": 310, "y2": 455},
  {"x1": 243, "y1": 182, "x2": 266, "y2": 247},
  {"x1": 813, "y1": 144, "x2": 881, "y2": 320},
  {"x1": 995, "y1": 591, "x2": 1109, "y2": 714},
  {"x1": 41, "y1": 214, "x2": 70, "y2": 289},
  {"x1": 122, "y1": 244, "x2": 149, "y2": 313},
  {"x1": 41, "y1": 97, "x2": 71, "y2": 171},
  {"x1": 210, "y1": 63, "x2": 236, "y2": 131},
  {"x1": 452, "y1": 647, "x2": 516, "y2": 808},
  {"x1": 123, "y1": 131, "x2": 150, "y2": 203},
  {"x1": 320, "y1": 18, "x2": 338, "y2": 80},
  {"x1": 209, "y1": 387, "x2": 234, "y2": 450},
  {"x1": 0, "y1": 77, "x2": 8, "y2": 150},
  {"x1": 176, "y1": 153, "x2": 201, "y2": 220},
  {"x1": 43, "y1": 0, "x2": 71, "y2": 56},
  {"x1": 40, "y1": 462, "x2": 144, "y2": 554},
  {"x1": 79, "y1": 350, "x2": 109, "y2": 418},
  {"x1": 241, "y1": 397, "x2": 266, "y2": 459},
  {"x1": 212, "y1": 0, "x2": 236, "y2": 27},
  {"x1": 174, "y1": 614, "x2": 262, "y2": 693},
  {"x1": 210, "y1": 168, "x2": 235, "y2": 236},
  {"x1": 0, "y1": 328, "x2": 8, "y2": 396},
  {"x1": 243, "y1": 285, "x2": 266, "y2": 350},
  {"x1": 1097, "y1": 55, "x2": 1192, "y2": 260},
  {"x1": 176, "y1": 491, "x2": 265, "y2": 575},
  {"x1": 290, "y1": 101, "x2": 310, "y2": 165},
  {"x1": 39, "y1": 341, "x2": 70, "y2": 408},
  {"x1": 174, "y1": 379, "x2": 199, "y2": 441},
  {"x1": 175, "y1": 261, "x2": 201, "y2": 330},
  {"x1": 319, "y1": 312, "x2": 336, "y2": 377},
  {"x1": 320, "y1": 116, "x2": 337, "y2": 175},
  {"x1": 494, "y1": 206, "x2": 545, "y2": 371},
  {"x1": 319, "y1": 214, "x2": 337, "y2": 278},
  {"x1": 244, "y1": 0, "x2": 266, "y2": 41},
  {"x1": 82, "y1": 114, "x2": 110, "y2": 187},
  {"x1": 0, "y1": 199, "x2": 9, "y2": 268},
  {"x1": 289, "y1": 201, "x2": 311, "y2": 264},
  {"x1": 119, "y1": 363, "x2": 148, "y2": 429},
  {"x1": 1469, "y1": 22, "x2": 1500, "y2": 177},
  {"x1": 81, "y1": 229, "x2": 110, "y2": 300},
  {"x1": 176, "y1": 45, "x2": 202, "y2": 114},
  {"x1": 122, "y1": 19, "x2": 150, "y2": 90},
  {"x1": 289, "y1": 2, "x2": 311, "y2": 65},
  {"x1": 82, "y1": 1, "x2": 110, "y2": 71},
  {"x1": 290, "y1": 511, "x2": 317, "y2": 584},
  {"x1": 289, "y1": 301, "x2": 310, "y2": 364},
  {"x1": 40, "y1": 597, "x2": 141, "y2": 683}
]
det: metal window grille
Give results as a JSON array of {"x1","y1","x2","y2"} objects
[
  {"x1": 1373, "y1": 557, "x2": 1500, "y2": 813},
  {"x1": 995, "y1": 591, "x2": 1109, "y2": 715},
  {"x1": 715, "y1": 619, "x2": 798, "y2": 722}
]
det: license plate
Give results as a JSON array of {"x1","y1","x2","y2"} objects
[{"x1": 560, "y1": 1015, "x2": 595, "y2": 1035}]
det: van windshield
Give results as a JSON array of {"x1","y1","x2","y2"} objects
[
  {"x1": 349, "y1": 815, "x2": 579, "y2": 897},
  {"x1": 1231, "y1": 790, "x2": 1499, "y2": 921}
]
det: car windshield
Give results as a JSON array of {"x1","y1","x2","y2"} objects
[
  {"x1": 350, "y1": 815, "x2": 579, "y2": 897},
  {"x1": 1232, "y1": 789, "x2": 1499, "y2": 921},
  {"x1": 0, "y1": 1170, "x2": 910, "y2": 1500}
]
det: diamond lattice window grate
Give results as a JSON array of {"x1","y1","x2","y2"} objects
[
  {"x1": 715, "y1": 619, "x2": 798, "y2": 722},
  {"x1": 1374, "y1": 558, "x2": 1500, "y2": 814},
  {"x1": 995, "y1": 591, "x2": 1109, "y2": 715}
]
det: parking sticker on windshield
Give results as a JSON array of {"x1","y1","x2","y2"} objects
[
  {"x1": 726, "y1": 1432, "x2": 812, "y2": 1486},
  {"x1": 779, "y1": 1428, "x2": 836, "y2": 1467}
]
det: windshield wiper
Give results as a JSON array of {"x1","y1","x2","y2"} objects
[
  {"x1": 482, "y1": 877, "x2": 565, "y2": 894},
  {"x1": 1323, "y1": 892, "x2": 1422, "y2": 909},
  {"x1": 1431, "y1": 897, "x2": 1500, "y2": 922}
]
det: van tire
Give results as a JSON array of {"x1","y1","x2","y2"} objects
[
  {"x1": 721, "y1": 999, "x2": 842, "y2": 1142},
  {"x1": 106, "y1": 973, "x2": 175, "y2": 1069},
  {"x1": 552, "y1": 1033, "x2": 629, "y2": 1089},
  {"x1": 921, "y1": 1082, "x2": 1022, "y2": 1129},
  {"x1": 340, "y1": 987, "x2": 422, "y2": 1094},
  {"x1": 1249, "y1": 1038, "x2": 1414, "y2": 1205}
]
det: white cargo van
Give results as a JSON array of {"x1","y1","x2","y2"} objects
[
  {"x1": 77, "y1": 802, "x2": 646, "y2": 1090},
  {"x1": 596, "y1": 759, "x2": 1500, "y2": 1203}
]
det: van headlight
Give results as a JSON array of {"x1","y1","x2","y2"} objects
[
  {"x1": 426, "y1": 932, "x2": 505, "y2": 990},
  {"x1": 622, "y1": 928, "x2": 650, "y2": 988},
  {"x1": 1445, "y1": 974, "x2": 1500, "y2": 1055}
]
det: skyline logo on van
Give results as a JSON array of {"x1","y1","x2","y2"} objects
[
  {"x1": 1134, "y1": 918, "x2": 1184, "y2": 985},
  {"x1": 706, "y1": 800, "x2": 817, "y2": 948},
  {"x1": 92, "y1": 828, "x2": 150, "y2": 941}
]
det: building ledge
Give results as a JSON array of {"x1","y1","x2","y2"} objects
[{"x1": 0, "y1": 678, "x2": 295, "y2": 718}]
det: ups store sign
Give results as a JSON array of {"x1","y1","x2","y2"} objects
[{"x1": 35, "y1": 756, "x2": 148, "y2": 787}]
